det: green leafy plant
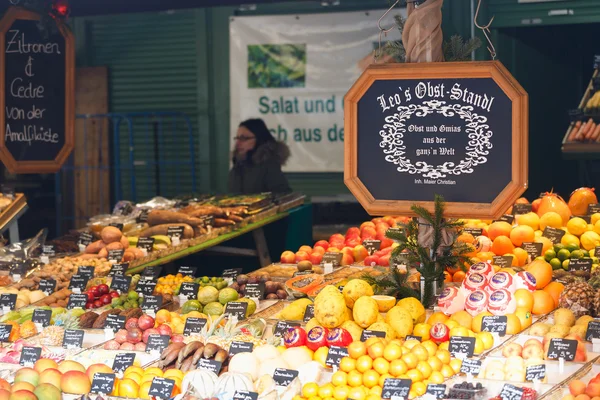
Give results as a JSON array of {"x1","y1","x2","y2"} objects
[
  {"x1": 247, "y1": 44, "x2": 306, "y2": 89},
  {"x1": 361, "y1": 264, "x2": 420, "y2": 300}
]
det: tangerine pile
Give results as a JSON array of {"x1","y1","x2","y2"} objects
[
  {"x1": 114, "y1": 366, "x2": 182, "y2": 399},
  {"x1": 296, "y1": 337, "x2": 461, "y2": 400}
]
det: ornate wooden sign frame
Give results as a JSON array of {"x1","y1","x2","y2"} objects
[
  {"x1": 0, "y1": 7, "x2": 74, "y2": 174},
  {"x1": 344, "y1": 61, "x2": 528, "y2": 219}
]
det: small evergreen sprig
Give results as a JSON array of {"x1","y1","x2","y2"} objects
[{"x1": 360, "y1": 265, "x2": 420, "y2": 300}]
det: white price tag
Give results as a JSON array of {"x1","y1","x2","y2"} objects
[
  {"x1": 2, "y1": 306, "x2": 10, "y2": 314},
  {"x1": 171, "y1": 237, "x2": 180, "y2": 246},
  {"x1": 72, "y1": 288, "x2": 81, "y2": 294},
  {"x1": 324, "y1": 262, "x2": 333, "y2": 274},
  {"x1": 140, "y1": 248, "x2": 148, "y2": 257},
  {"x1": 592, "y1": 338, "x2": 600, "y2": 353},
  {"x1": 78, "y1": 244, "x2": 86, "y2": 252},
  {"x1": 104, "y1": 328, "x2": 115, "y2": 340},
  {"x1": 559, "y1": 357, "x2": 565, "y2": 373},
  {"x1": 12, "y1": 274, "x2": 21, "y2": 282},
  {"x1": 40, "y1": 256, "x2": 49, "y2": 264},
  {"x1": 178, "y1": 295, "x2": 188, "y2": 304},
  {"x1": 147, "y1": 310, "x2": 156, "y2": 318},
  {"x1": 34, "y1": 323, "x2": 43, "y2": 333}
]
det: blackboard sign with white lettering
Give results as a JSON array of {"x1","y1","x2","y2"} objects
[
  {"x1": 0, "y1": 8, "x2": 74, "y2": 174},
  {"x1": 345, "y1": 62, "x2": 528, "y2": 218}
]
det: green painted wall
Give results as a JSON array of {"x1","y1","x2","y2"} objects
[{"x1": 73, "y1": 1, "x2": 473, "y2": 199}]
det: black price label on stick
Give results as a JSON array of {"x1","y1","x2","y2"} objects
[
  {"x1": 526, "y1": 364, "x2": 546, "y2": 381},
  {"x1": 522, "y1": 242, "x2": 543, "y2": 259},
  {"x1": 39, "y1": 279, "x2": 56, "y2": 294},
  {"x1": 112, "y1": 353, "x2": 135, "y2": 373},
  {"x1": 91, "y1": 373, "x2": 116, "y2": 394},
  {"x1": 495, "y1": 214, "x2": 515, "y2": 224},
  {"x1": 426, "y1": 384, "x2": 447, "y2": 399},
  {"x1": 245, "y1": 282, "x2": 265, "y2": 299},
  {"x1": 137, "y1": 209, "x2": 149, "y2": 223},
  {"x1": 229, "y1": 341, "x2": 254, "y2": 355},
  {"x1": 111, "y1": 275, "x2": 132, "y2": 293},
  {"x1": 322, "y1": 252, "x2": 342, "y2": 267},
  {"x1": 32, "y1": 309, "x2": 52, "y2": 327},
  {"x1": 179, "y1": 282, "x2": 199, "y2": 299},
  {"x1": 449, "y1": 336, "x2": 475, "y2": 358},
  {"x1": 303, "y1": 305, "x2": 314, "y2": 322},
  {"x1": 62, "y1": 329, "x2": 84, "y2": 349},
  {"x1": 361, "y1": 330, "x2": 386, "y2": 341},
  {"x1": 167, "y1": 226, "x2": 185, "y2": 239},
  {"x1": 326, "y1": 346, "x2": 349, "y2": 368},
  {"x1": 0, "y1": 293, "x2": 17, "y2": 310},
  {"x1": 463, "y1": 227, "x2": 483, "y2": 236},
  {"x1": 481, "y1": 315, "x2": 507, "y2": 336},
  {"x1": 382, "y1": 378, "x2": 412, "y2": 400},
  {"x1": 142, "y1": 295, "x2": 162, "y2": 312},
  {"x1": 225, "y1": 301, "x2": 248, "y2": 320},
  {"x1": 183, "y1": 318, "x2": 207, "y2": 336},
  {"x1": 492, "y1": 255, "x2": 513, "y2": 269},
  {"x1": 588, "y1": 204, "x2": 600, "y2": 214},
  {"x1": 363, "y1": 239, "x2": 381, "y2": 255},
  {"x1": 149, "y1": 377, "x2": 175, "y2": 399},
  {"x1": 137, "y1": 237, "x2": 155, "y2": 252},
  {"x1": 570, "y1": 258, "x2": 593, "y2": 273},
  {"x1": 78, "y1": 265, "x2": 95, "y2": 278},
  {"x1": 104, "y1": 314, "x2": 126, "y2": 331},
  {"x1": 108, "y1": 222, "x2": 123, "y2": 231},
  {"x1": 500, "y1": 384, "x2": 524, "y2": 400},
  {"x1": 274, "y1": 321, "x2": 301, "y2": 337},
  {"x1": 406, "y1": 335, "x2": 422, "y2": 342},
  {"x1": 273, "y1": 368, "x2": 299, "y2": 387},
  {"x1": 233, "y1": 390, "x2": 259, "y2": 400},
  {"x1": 542, "y1": 227, "x2": 566, "y2": 244},
  {"x1": 569, "y1": 108, "x2": 585, "y2": 122},
  {"x1": 222, "y1": 268, "x2": 242, "y2": 279},
  {"x1": 460, "y1": 358, "x2": 482, "y2": 375},
  {"x1": 67, "y1": 294, "x2": 87, "y2": 309},
  {"x1": 178, "y1": 266, "x2": 197, "y2": 277},
  {"x1": 136, "y1": 280, "x2": 157, "y2": 296},
  {"x1": 146, "y1": 334, "x2": 170, "y2": 353},
  {"x1": 586, "y1": 321, "x2": 600, "y2": 341},
  {"x1": 19, "y1": 346, "x2": 41, "y2": 366},
  {"x1": 42, "y1": 245, "x2": 56, "y2": 256},
  {"x1": 197, "y1": 358, "x2": 223, "y2": 374},
  {"x1": 512, "y1": 203, "x2": 532, "y2": 215},
  {"x1": 78, "y1": 232, "x2": 93, "y2": 246},
  {"x1": 0, "y1": 324, "x2": 12, "y2": 342},
  {"x1": 547, "y1": 338, "x2": 577, "y2": 361},
  {"x1": 107, "y1": 250, "x2": 124, "y2": 263},
  {"x1": 69, "y1": 274, "x2": 89, "y2": 291},
  {"x1": 142, "y1": 266, "x2": 162, "y2": 279},
  {"x1": 109, "y1": 263, "x2": 128, "y2": 276}
]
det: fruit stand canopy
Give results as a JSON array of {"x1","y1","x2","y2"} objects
[{"x1": 0, "y1": 0, "x2": 323, "y2": 16}]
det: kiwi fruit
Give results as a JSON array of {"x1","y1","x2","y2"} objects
[{"x1": 297, "y1": 260, "x2": 313, "y2": 272}]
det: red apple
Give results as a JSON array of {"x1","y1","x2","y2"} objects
[
  {"x1": 157, "y1": 324, "x2": 172, "y2": 337},
  {"x1": 126, "y1": 327, "x2": 143, "y2": 344},
  {"x1": 142, "y1": 328, "x2": 159, "y2": 343},
  {"x1": 372, "y1": 218, "x2": 384, "y2": 224},
  {"x1": 532, "y1": 198, "x2": 542, "y2": 213},
  {"x1": 345, "y1": 237, "x2": 362, "y2": 248},
  {"x1": 295, "y1": 251, "x2": 310, "y2": 262},
  {"x1": 363, "y1": 255, "x2": 379, "y2": 267},
  {"x1": 171, "y1": 334, "x2": 184, "y2": 343},
  {"x1": 380, "y1": 237, "x2": 394, "y2": 249},
  {"x1": 360, "y1": 226, "x2": 377, "y2": 238},
  {"x1": 340, "y1": 253, "x2": 354, "y2": 266},
  {"x1": 360, "y1": 221, "x2": 376, "y2": 230},
  {"x1": 383, "y1": 216, "x2": 396, "y2": 227},
  {"x1": 341, "y1": 247, "x2": 354, "y2": 258},
  {"x1": 137, "y1": 314, "x2": 155, "y2": 331},
  {"x1": 309, "y1": 252, "x2": 323, "y2": 265},
  {"x1": 298, "y1": 245, "x2": 313, "y2": 255},
  {"x1": 314, "y1": 240, "x2": 329, "y2": 250},
  {"x1": 312, "y1": 246, "x2": 326, "y2": 255},
  {"x1": 329, "y1": 234, "x2": 345, "y2": 243},
  {"x1": 329, "y1": 241, "x2": 345, "y2": 250},
  {"x1": 353, "y1": 245, "x2": 369, "y2": 262},
  {"x1": 280, "y1": 251, "x2": 296, "y2": 264}
]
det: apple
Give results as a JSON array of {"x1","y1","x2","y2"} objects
[
  {"x1": 327, "y1": 247, "x2": 341, "y2": 253},
  {"x1": 383, "y1": 216, "x2": 396, "y2": 227},
  {"x1": 309, "y1": 252, "x2": 323, "y2": 265},
  {"x1": 586, "y1": 382, "x2": 600, "y2": 397},
  {"x1": 521, "y1": 344, "x2": 544, "y2": 360},
  {"x1": 142, "y1": 328, "x2": 159, "y2": 343},
  {"x1": 569, "y1": 380, "x2": 586, "y2": 396},
  {"x1": 363, "y1": 255, "x2": 379, "y2": 267},
  {"x1": 312, "y1": 246, "x2": 326, "y2": 255},
  {"x1": 314, "y1": 240, "x2": 329, "y2": 250},
  {"x1": 280, "y1": 251, "x2": 296, "y2": 264},
  {"x1": 340, "y1": 253, "x2": 354, "y2": 266},
  {"x1": 298, "y1": 245, "x2": 313, "y2": 255},
  {"x1": 171, "y1": 334, "x2": 184, "y2": 343},
  {"x1": 353, "y1": 245, "x2": 369, "y2": 262},
  {"x1": 377, "y1": 255, "x2": 390, "y2": 266},
  {"x1": 138, "y1": 314, "x2": 155, "y2": 331},
  {"x1": 522, "y1": 338, "x2": 543, "y2": 349},
  {"x1": 97, "y1": 284, "x2": 109, "y2": 295},
  {"x1": 360, "y1": 226, "x2": 377, "y2": 239},
  {"x1": 372, "y1": 218, "x2": 384, "y2": 224},
  {"x1": 295, "y1": 251, "x2": 310, "y2": 262},
  {"x1": 329, "y1": 234, "x2": 345, "y2": 243},
  {"x1": 346, "y1": 227, "x2": 360, "y2": 238},
  {"x1": 93, "y1": 299, "x2": 103, "y2": 308},
  {"x1": 340, "y1": 247, "x2": 354, "y2": 258},
  {"x1": 380, "y1": 237, "x2": 395, "y2": 249},
  {"x1": 157, "y1": 324, "x2": 173, "y2": 337},
  {"x1": 375, "y1": 222, "x2": 391, "y2": 232},
  {"x1": 360, "y1": 221, "x2": 375, "y2": 230},
  {"x1": 329, "y1": 242, "x2": 345, "y2": 250},
  {"x1": 125, "y1": 318, "x2": 139, "y2": 330},
  {"x1": 430, "y1": 323, "x2": 449, "y2": 344},
  {"x1": 501, "y1": 343, "x2": 523, "y2": 358},
  {"x1": 532, "y1": 198, "x2": 542, "y2": 213},
  {"x1": 345, "y1": 237, "x2": 362, "y2": 248}
]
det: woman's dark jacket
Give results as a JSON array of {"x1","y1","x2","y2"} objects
[{"x1": 228, "y1": 140, "x2": 291, "y2": 194}]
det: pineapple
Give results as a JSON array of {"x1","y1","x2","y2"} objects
[
  {"x1": 558, "y1": 282, "x2": 596, "y2": 317},
  {"x1": 588, "y1": 272, "x2": 600, "y2": 317}
]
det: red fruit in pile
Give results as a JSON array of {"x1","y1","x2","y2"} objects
[
  {"x1": 125, "y1": 318, "x2": 139, "y2": 330},
  {"x1": 126, "y1": 328, "x2": 143, "y2": 344},
  {"x1": 142, "y1": 328, "x2": 159, "y2": 344}
]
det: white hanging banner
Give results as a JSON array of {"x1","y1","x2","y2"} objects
[{"x1": 229, "y1": 9, "x2": 405, "y2": 172}]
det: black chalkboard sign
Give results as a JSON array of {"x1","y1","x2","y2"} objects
[
  {"x1": 137, "y1": 237, "x2": 154, "y2": 252},
  {"x1": 183, "y1": 317, "x2": 207, "y2": 336},
  {"x1": 178, "y1": 266, "x2": 197, "y2": 277},
  {"x1": 136, "y1": 279, "x2": 157, "y2": 296},
  {"x1": 512, "y1": 203, "x2": 532, "y2": 215},
  {"x1": 32, "y1": 309, "x2": 51, "y2": 327},
  {"x1": 481, "y1": 315, "x2": 507, "y2": 336},
  {"x1": 142, "y1": 266, "x2": 162, "y2": 279},
  {"x1": 460, "y1": 358, "x2": 482, "y2": 375},
  {"x1": 109, "y1": 263, "x2": 128, "y2": 277},
  {"x1": 274, "y1": 321, "x2": 300, "y2": 337},
  {"x1": 0, "y1": 8, "x2": 74, "y2": 174},
  {"x1": 233, "y1": 390, "x2": 259, "y2": 400},
  {"x1": 363, "y1": 239, "x2": 381, "y2": 255},
  {"x1": 361, "y1": 330, "x2": 386, "y2": 341},
  {"x1": 77, "y1": 265, "x2": 94, "y2": 279},
  {"x1": 62, "y1": 329, "x2": 84, "y2": 348},
  {"x1": 19, "y1": 346, "x2": 41, "y2": 366},
  {"x1": 39, "y1": 279, "x2": 56, "y2": 294},
  {"x1": 499, "y1": 384, "x2": 524, "y2": 400},
  {"x1": 146, "y1": 334, "x2": 170, "y2": 354},
  {"x1": 405, "y1": 335, "x2": 422, "y2": 342},
  {"x1": 522, "y1": 242, "x2": 543, "y2": 259},
  {"x1": 245, "y1": 282, "x2": 265, "y2": 299},
  {"x1": 229, "y1": 340, "x2": 254, "y2": 355},
  {"x1": 179, "y1": 282, "x2": 199, "y2": 299},
  {"x1": 326, "y1": 346, "x2": 349, "y2": 368},
  {"x1": 68, "y1": 274, "x2": 89, "y2": 291},
  {"x1": 0, "y1": 293, "x2": 17, "y2": 310},
  {"x1": 149, "y1": 377, "x2": 175, "y2": 399},
  {"x1": 225, "y1": 301, "x2": 248, "y2": 320},
  {"x1": 449, "y1": 336, "x2": 475, "y2": 358},
  {"x1": 222, "y1": 268, "x2": 242, "y2": 278},
  {"x1": 90, "y1": 373, "x2": 116, "y2": 395},
  {"x1": 104, "y1": 314, "x2": 126, "y2": 331},
  {"x1": 345, "y1": 62, "x2": 528, "y2": 219},
  {"x1": 570, "y1": 258, "x2": 593, "y2": 273},
  {"x1": 543, "y1": 227, "x2": 566, "y2": 244},
  {"x1": 426, "y1": 384, "x2": 447, "y2": 399},
  {"x1": 273, "y1": 368, "x2": 298, "y2": 387},
  {"x1": 526, "y1": 364, "x2": 546, "y2": 381},
  {"x1": 303, "y1": 305, "x2": 314, "y2": 322},
  {"x1": 111, "y1": 276, "x2": 132, "y2": 293},
  {"x1": 112, "y1": 353, "x2": 135, "y2": 373},
  {"x1": 586, "y1": 321, "x2": 600, "y2": 341},
  {"x1": 382, "y1": 378, "x2": 411, "y2": 400},
  {"x1": 67, "y1": 293, "x2": 87, "y2": 309},
  {"x1": 0, "y1": 324, "x2": 12, "y2": 342},
  {"x1": 142, "y1": 295, "x2": 162, "y2": 313},
  {"x1": 547, "y1": 338, "x2": 577, "y2": 361},
  {"x1": 107, "y1": 250, "x2": 124, "y2": 263},
  {"x1": 197, "y1": 358, "x2": 223, "y2": 374}
]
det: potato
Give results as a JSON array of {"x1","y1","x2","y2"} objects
[
  {"x1": 123, "y1": 250, "x2": 136, "y2": 262},
  {"x1": 85, "y1": 240, "x2": 105, "y2": 254},
  {"x1": 131, "y1": 247, "x2": 145, "y2": 258},
  {"x1": 106, "y1": 242, "x2": 124, "y2": 251},
  {"x1": 120, "y1": 235, "x2": 129, "y2": 249},
  {"x1": 101, "y1": 226, "x2": 123, "y2": 244},
  {"x1": 98, "y1": 248, "x2": 108, "y2": 258}
]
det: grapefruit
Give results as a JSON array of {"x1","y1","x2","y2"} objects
[
  {"x1": 531, "y1": 290, "x2": 555, "y2": 315},
  {"x1": 526, "y1": 259, "x2": 552, "y2": 289},
  {"x1": 539, "y1": 212, "x2": 563, "y2": 230},
  {"x1": 491, "y1": 236, "x2": 514, "y2": 256},
  {"x1": 515, "y1": 212, "x2": 540, "y2": 230},
  {"x1": 510, "y1": 225, "x2": 535, "y2": 247},
  {"x1": 543, "y1": 281, "x2": 565, "y2": 307},
  {"x1": 514, "y1": 289, "x2": 534, "y2": 311},
  {"x1": 488, "y1": 221, "x2": 512, "y2": 241}
]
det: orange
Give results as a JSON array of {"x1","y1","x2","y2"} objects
[
  {"x1": 406, "y1": 368, "x2": 424, "y2": 382},
  {"x1": 356, "y1": 355, "x2": 373, "y2": 373},
  {"x1": 543, "y1": 281, "x2": 565, "y2": 307},
  {"x1": 347, "y1": 370, "x2": 363, "y2": 387},
  {"x1": 452, "y1": 271, "x2": 466, "y2": 282},
  {"x1": 119, "y1": 379, "x2": 140, "y2": 398},
  {"x1": 488, "y1": 221, "x2": 512, "y2": 240},
  {"x1": 457, "y1": 232, "x2": 475, "y2": 244},
  {"x1": 427, "y1": 312, "x2": 449, "y2": 325},
  {"x1": 534, "y1": 236, "x2": 553, "y2": 255},
  {"x1": 505, "y1": 314, "x2": 522, "y2": 335},
  {"x1": 348, "y1": 387, "x2": 367, "y2": 400},
  {"x1": 476, "y1": 251, "x2": 495, "y2": 262},
  {"x1": 532, "y1": 290, "x2": 556, "y2": 315},
  {"x1": 412, "y1": 381, "x2": 427, "y2": 397},
  {"x1": 124, "y1": 366, "x2": 144, "y2": 377},
  {"x1": 138, "y1": 381, "x2": 152, "y2": 399},
  {"x1": 512, "y1": 247, "x2": 529, "y2": 266},
  {"x1": 362, "y1": 370, "x2": 380, "y2": 389},
  {"x1": 510, "y1": 225, "x2": 535, "y2": 247},
  {"x1": 370, "y1": 385, "x2": 383, "y2": 397},
  {"x1": 416, "y1": 361, "x2": 433, "y2": 379},
  {"x1": 340, "y1": 356, "x2": 357, "y2": 373},
  {"x1": 364, "y1": 337, "x2": 384, "y2": 347},
  {"x1": 389, "y1": 359, "x2": 408, "y2": 377},
  {"x1": 411, "y1": 344, "x2": 429, "y2": 361},
  {"x1": 449, "y1": 358, "x2": 463, "y2": 374},
  {"x1": 348, "y1": 341, "x2": 367, "y2": 360},
  {"x1": 383, "y1": 343, "x2": 402, "y2": 362},
  {"x1": 514, "y1": 307, "x2": 533, "y2": 329},
  {"x1": 155, "y1": 309, "x2": 171, "y2": 324},
  {"x1": 111, "y1": 377, "x2": 120, "y2": 396},
  {"x1": 379, "y1": 373, "x2": 393, "y2": 388},
  {"x1": 421, "y1": 340, "x2": 438, "y2": 357},
  {"x1": 334, "y1": 385, "x2": 350, "y2": 400},
  {"x1": 303, "y1": 382, "x2": 319, "y2": 397},
  {"x1": 367, "y1": 342, "x2": 385, "y2": 359},
  {"x1": 471, "y1": 311, "x2": 493, "y2": 333},
  {"x1": 444, "y1": 271, "x2": 452, "y2": 282},
  {"x1": 436, "y1": 349, "x2": 451, "y2": 365},
  {"x1": 491, "y1": 236, "x2": 515, "y2": 256},
  {"x1": 441, "y1": 364, "x2": 455, "y2": 378},
  {"x1": 450, "y1": 310, "x2": 473, "y2": 329},
  {"x1": 526, "y1": 259, "x2": 553, "y2": 289},
  {"x1": 125, "y1": 372, "x2": 142, "y2": 384},
  {"x1": 331, "y1": 371, "x2": 348, "y2": 387},
  {"x1": 514, "y1": 289, "x2": 534, "y2": 311},
  {"x1": 413, "y1": 323, "x2": 431, "y2": 341},
  {"x1": 318, "y1": 384, "x2": 335, "y2": 398},
  {"x1": 427, "y1": 356, "x2": 443, "y2": 372},
  {"x1": 373, "y1": 357, "x2": 390, "y2": 375},
  {"x1": 401, "y1": 353, "x2": 418, "y2": 369}
]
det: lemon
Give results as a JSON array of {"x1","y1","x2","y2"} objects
[
  {"x1": 561, "y1": 233, "x2": 580, "y2": 247},
  {"x1": 595, "y1": 220, "x2": 600, "y2": 235},
  {"x1": 343, "y1": 279, "x2": 374, "y2": 308},
  {"x1": 396, "y1": 297, "x2": 426, "y2": 324},
  {"x1": 371, "y1": 295, "x2": 396, "y2": 312},
  {"x1": 581, "y1": 231, "x2": 600, "y2": 251},
  {"x1": 567, "y1": 217, "x2": 588, "y2": 236},
  {"x1": 540, "y1": 212, "x2": 563, "y2": 230}
]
